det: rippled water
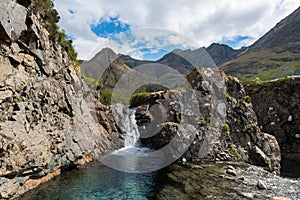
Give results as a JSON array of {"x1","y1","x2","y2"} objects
[{"x1": 22, "y1": 161, "x2": 157, "y2": 200}]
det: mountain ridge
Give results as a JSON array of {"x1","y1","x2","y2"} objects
[{"x1": 220, "y1": 6, "x2": 300, "y2": 80}]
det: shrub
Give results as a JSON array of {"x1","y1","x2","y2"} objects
[
  {"x1": 29, "y1": 0, "x2": 79, "y2": 68},
  {"x1": 222, "y1": 123, "x2": 230, "y2": 133},
  {"x1": 225, "y1": 144, "x2": 243, "y2": 158},
  {"x1": 243, "y1": 124, "x2": 253, "y2": 133},
  {"x1": 242, "y1": 95, "x2": 251, "y2": 103},
  {"x1": 225, "y1": 91, "x2": 233, "y2": 102},
  {"x1": 99, "y1": 89, "x2": 112, "y2": 106}
]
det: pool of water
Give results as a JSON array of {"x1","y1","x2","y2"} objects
[
  {"x1": 21, "y1": 153, "x2": 300, "y2": 200},
  {"x1": 22, "y1": 161, "x2": 157, "y2": 200},
  {"x1": 281, "y1": 157, "x2": 300, "y2": 178}
]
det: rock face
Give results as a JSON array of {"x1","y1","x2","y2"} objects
[
  {"x1": 245, "y1": 76, "x2": 300, "y2": 162},
  {"x1": 0, "y1": 1, "x2": 120, "y2": 198},
  {"x1": 133, "y1": 68, "x2": 281, "y2": 173}
]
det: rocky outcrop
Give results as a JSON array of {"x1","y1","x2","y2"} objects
[
  {"x1": 0, "y1": 1, "x2": 120, "y2": 198},
  {"x1": 133, "y1": 68, "x2": 281, "y2": 173},
  {"x1": 245, "y1": 76, "x2": 300, "y2": 162}
]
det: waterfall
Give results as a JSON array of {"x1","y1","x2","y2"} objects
[
  {"x1": 112, "y1": 104, "x2": 140, "y2": 147},
  {"x1": 124, "y1": 108, "x2": 140, "y2": 147}
]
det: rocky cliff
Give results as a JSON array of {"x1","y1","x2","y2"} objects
[
  {"x1": 132, "y1": 68, "x2": 281, "y2": 173},
  {"x1": 245, "y1": 76, "x2": 300, "y2": 162},
  {"x1": 0, "y1": 1, "x2": 121, "y2": 198}
]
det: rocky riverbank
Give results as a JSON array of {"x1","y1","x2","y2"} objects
[{"x1": 156, "y1": 161, "x2": 300, "y2": 200}]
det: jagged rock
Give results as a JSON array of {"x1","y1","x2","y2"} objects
[
  {"x1": 245, "y1": 76, "x2": 300, "y2": 162},
  {"x1": 134, "y1": 68, "x2": 281, "y2": 173},
  {"x1": 0, "y1": 1, "x2": 121, "y2": 199},
  {"x1": 0, "y1": 0, "x2": 27, "y2": 41}
]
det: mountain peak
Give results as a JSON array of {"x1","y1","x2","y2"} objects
[
  {"x1": 206, "y1": 43, "x2": 237, "y2": 66},
  {"x1": 169, "y1": 47, "x2": 217, "y2": 68},
  {"x1": 250, "y1": 6, "x2": 300, "y2": 50},
  {"x1": 221, "y1": 6, "x2": 300, "y2": 81}
]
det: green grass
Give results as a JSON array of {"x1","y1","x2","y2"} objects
[
  {"x1": 225, "y1": 144, "x2": 243, "y2": 158},
  {"x1": 222, "y1": 46, "x2": 300, "y2": 81}
]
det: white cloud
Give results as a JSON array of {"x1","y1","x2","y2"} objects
[{"x1": 54, "y1": 0, "x2": 300, "y2": 60}]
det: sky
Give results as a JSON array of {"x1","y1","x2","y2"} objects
[{"x1": 53, "y1": 0, "x2": 299, "y2": 60}]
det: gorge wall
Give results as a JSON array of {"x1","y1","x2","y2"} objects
[
  {"x1": 0, "y1": 1, "x2": 122, "y2": 198},
  {"x1": 245, "y1": 76, "x2": 300, "y2": 162},
  {"x1": 132, "y1": 68, "x2": 281, "y2": 173},
  {"x1": 0, "y1": 0, "x2": 289, "y2": 199}
]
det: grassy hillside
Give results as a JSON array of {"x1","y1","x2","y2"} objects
[{"x1": 221, "y1": 7, "x2": 300, "y2": 81}]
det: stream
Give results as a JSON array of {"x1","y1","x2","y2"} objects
[{"x1": 21, "y1": 107, "x2": 300, "y2": 199}]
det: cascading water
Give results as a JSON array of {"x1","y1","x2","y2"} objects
[
  {"x1": 123, "y1": 108, "x2": 140, "y2": 147},
  {"x1": 100, "y1": 103, "x2": 161, "y2": 173}
]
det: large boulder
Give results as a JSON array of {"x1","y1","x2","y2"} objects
[{"x1": 133, "y1": 68, "x2": 281, "y2": 173}]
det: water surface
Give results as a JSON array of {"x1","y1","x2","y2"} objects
[{"x1": 23, "y1": 161, "x2": 157, "y2": 200}]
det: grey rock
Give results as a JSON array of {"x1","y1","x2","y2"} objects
[
  {"x1": 226, "y1": 168, "x2": 237, "y2": 176},
  {"x1": 0, "y1": 1, "x2": 122, "y2": 198},
  {"x1": 0, "y1": 0, "x2": 27, "y2": 41},
  {"x1": 257, "y1": 180, "x2": 267, "y2": 190}
]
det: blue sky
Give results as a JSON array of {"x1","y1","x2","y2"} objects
[
  {"x1": 91, "y1": 16, "x2": 131, "y2": 38},
  {"x1": 54, "y1": 0, "x2": 299, "y2": 60}
]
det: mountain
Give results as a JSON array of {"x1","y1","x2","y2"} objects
[
  {"x1": 81, "y1": 47, "x2": 118, "y2": 80},
  {"x1": 98, "y1": 59, "x2": 132, "y2": 89},
  {"x1": 81, "y1": 46, "x2": 218, "y2": 87},
  {"x1": 221, "y1": 7, "x2": 300, "y2": 81},
  {"x1": 157, "y1": 48, "x2": 217, "y2": 75},
  {"x1": 118, "y1": 54, "x2": 153, "y2": 68},
  {"x1": 206, "y1": 43, "x2": 238, "y2": 66}
]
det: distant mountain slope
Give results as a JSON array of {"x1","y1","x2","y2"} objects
[
  {"x1": 81, "y1": 47, "x2": 118, "y2": 80},
  {"x1": 118, "y1": 54, "x2": 153, "y2": 68},
  {"x1": 157, "y1": 48, "x2": 216, "y2": 75},
  {"x1": 221, "y1": 7, "x2": 300, "y2": 81},
  {"x1": 206, "y1": 43, "x2": 238, "y2": 66}
]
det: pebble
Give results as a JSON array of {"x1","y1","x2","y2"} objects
[
  {"x1": 238, "y1": 191, "x2": 255, "y2": 199},
  {"x1": 270, "y1": 197, "x2": 291, "y2": 200},
  {"x1": 226, "y1": 165, "x2": 235, "y2": 171},
  {"x1": 226, "y1": 169, "x2": 237, "y2": 176},
  {"x1": 257, "y1": 180, "x2": 267, "y2": 190},
  {"x1": 295, "y1": 134, "x2": 300, "y2": 139}
]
